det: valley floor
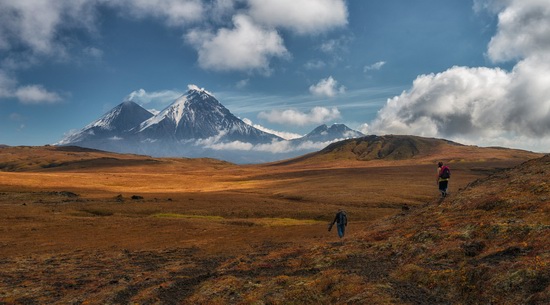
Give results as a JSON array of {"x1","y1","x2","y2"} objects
[{"x1": 0, "y1": 155, "x2": 543, "y2": 304}]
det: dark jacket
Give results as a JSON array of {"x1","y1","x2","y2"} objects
[{"x1": 332, "y1": 211, "x2": 347, "y2": 226}]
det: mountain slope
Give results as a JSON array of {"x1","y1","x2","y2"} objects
[
  {"x1": 136, "y1": 86, "x2": 281, "y2": 144},
  {"x1": 56, "y1": 85, "x2": 292, "y2": 163},
  {"x1": 184, "y1": 154, "x2": 550, "y2": 304},
  {"x1": 57, "y1": 100, "x2": 153, "y2": 145},
  {"x1": 291, "y1": 123, "x2": 364, "y2": 144}
]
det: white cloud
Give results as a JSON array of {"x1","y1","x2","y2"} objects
[
  {"x1": 207, "y1": 140, "x2": 255, "y2": 151},
  {"x1": 485, "y1": 0, "x2": 550, "y2": 63},
  {"x1": 359, "y1": 123, "x2": 369, "y2": 135},
  {"x1": 247, "y1": 0, "x2": 347, "y2": 34},
  {"x1": 0, "y1": 70, "x2": 63, "y2": 104},
  {"x1": 364, "y1": 61, "x2": 386, "y2": 72},
  {"x1": 14, "y1": 85, "x2": 63, "y2": 104},
  {"x1": 252, "y1": 139, "x2": 334, "y2": 153},
  {"x1": 367, "y1": 0, "x2": 550, "y2": 152},
  {"x1": 209, "y1": 0, "x2": 238, "y2": 23},
  {"x1": 109, "y1": 0, "x2": 205, "y2": 26},
  {"x1": 125, "y1": 88, "x2": 183, "y2": 105},
  {"x1": 242, "y1": 118, "x2": 302, "y2": 140},
  {"x1": 369, "y1": 66, "x2": 513, "y2": 137},
  {"x1": 258, "y1": 106, "x2": 341, "y2": 126},
  {"x1": 195, "y1": 133, "x2": 337, "y2": 154},
  {"x1": 0, "y1": 0, "x2": 347, "y2": 79},
  {"x1": 309, "y1": 76, "x2": 346, "y2": 97},
  {"x1": 0, "y1": 0, "x2": 97, "y2": 56},
  {"x1": 185, "y1": 14, "x2": 289, "y2": 73},
  {"x1": 195, "y1": 131, "x2": 254, "y2": 151}
]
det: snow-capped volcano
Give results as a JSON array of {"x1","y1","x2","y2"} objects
[
  {"x1": 56, "y1": 85, "x2": 366, "y2": 163},
  {"x1": 292, "y1": 123, "x2": 365, "y2": 144},
  {"x1": 58, "y1": 100, "x2": 153, "y2": 145},
  {"x1": 136, "y1": 85, "x2": 281, "y2": 143}
]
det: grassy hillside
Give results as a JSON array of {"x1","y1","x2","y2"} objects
[
  {"x1": 281, "y1": 135, "x2": 542, "y2": 166},
  {"x1": 186, "y1": 155, "x2": 550, "y2": 304},
  {"x1": 0, "y1": 145, "x2": 232, "y2": 172}
]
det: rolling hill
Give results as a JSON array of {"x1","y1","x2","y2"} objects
[{"x1": 279, "y1": 134, "x2": 543, "y2": 166}]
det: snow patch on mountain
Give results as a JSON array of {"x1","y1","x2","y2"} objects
[{"x1": 138, "y1": 95, "x2": 188, "y2": 132}]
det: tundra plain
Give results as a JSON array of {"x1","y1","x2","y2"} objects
[{"x1": 0, "y1": 142, "x2": 547, "y2": 304}]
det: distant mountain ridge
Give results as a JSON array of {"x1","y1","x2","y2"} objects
[
  {"x1": 291, "y1": 124, "x2": 364, "y2": 145},
  {"x1": 57, "y1": 85, "x2": 364, "y2": 163}
]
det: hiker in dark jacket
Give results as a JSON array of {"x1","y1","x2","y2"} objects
[
  {"x1": 437, "y1": 161, "x2": 450, "y2": 197},
  {"x1": 328, "y1": 209, "x2": 347, "y2": 238}
]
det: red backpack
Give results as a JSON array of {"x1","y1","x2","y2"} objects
[{"x1": 440, "y1": 166, "x2": 451, "y2": 179}]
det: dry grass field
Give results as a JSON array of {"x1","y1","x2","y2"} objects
[{"x1": 0, "y1": 141, "x2": 547, "y2": 304}]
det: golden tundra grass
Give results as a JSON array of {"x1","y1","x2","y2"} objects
[{"x1": 0, "y1": 145, "x2": 545, "y2": 304}]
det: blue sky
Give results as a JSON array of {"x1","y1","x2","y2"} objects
[{"x1": 1, "y1": 0, "x2": 549, "y2": 152}]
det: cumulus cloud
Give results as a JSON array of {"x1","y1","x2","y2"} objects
[
  {"x1": 185, "y1": 14, "x2": 288, "y2": 73},
  {"x1": 0, "y1": 0, "x2": 97, "y2": 56},
  {"x1": 14, "y1": 85, "x2": 63, "y2": 104},
  {"x1": 182, "y1": 0, "x2": 348, "y2": 73},
  {"x1": 0, "y1": 0, "x2": 206, "y2": 57},
  {"x1": 0, "y1": 1, "x2": 98, "y2": 103},
  {"x1": 367, "y1": 0, "x2": 550, "y2": 152},
  {"x1": 258, "y1": 106, "x2": 341, "y2": 126},
  {"x1": 242, "y1": 118, "x2": 302, "y2": 140},
  {"x1": 309, "y1": 76, "x2": 346, "y2": 97},
  {"x1": 368, "y1": 66, "x2": 512, "y2": 137},
  {"x1": 1, "y1": 0, "x2": 348, "y2": 77},
  {"x1": 125, "y1": 88, "x2": 183, "y2": 105},
  {"x1": 0, "y1": 70, "x2": 63, "y2": 104},
  {"x1": 359, "y1": 123, "x2": 369, "y2": 135},
  {"x1": 247, "y1": 0, "x2": 347, "y2": 34},
  {"x1": 485, "y1": 0, "x2": 550, "y2": 63}
]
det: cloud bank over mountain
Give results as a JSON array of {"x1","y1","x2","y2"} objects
[{"x1": 367, "y1": 0, "x2": 550, "y2": 151}]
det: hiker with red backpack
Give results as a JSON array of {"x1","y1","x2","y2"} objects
[{"x1": 437, "y1": 162, "x2": 450, "y2": 197}]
